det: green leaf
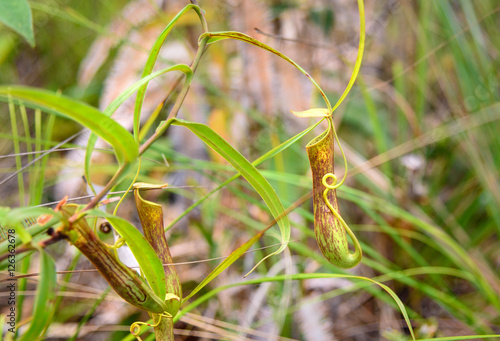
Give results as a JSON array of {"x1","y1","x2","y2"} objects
[
  {"x1": 328, "y1": 0, "x2": 365, "y2": 113},
  {"x1": 165, "y1": 119, "x2": 324, "y2": 231},
  {"x1": 133, "y1": 3, "x2": 204, "y2": 141},
  {"x1": 0, "y1": 86, "x2": 138, "y2": 165},
  {"x1": 171, "y1": 118, "x2": 290, "y2": 272},
  {"x1": 0, "y1": 206, "x2": 62, "y2": 245},
  {"x1": 105, "y1": 65, "x2": 192, "y2": 118},
  {"x1": 199, "y1": 0, "x2": 365, "y2": 115},
  {"x1": 199, "y1": 31, "x2": 331, "y2": 112},
  {"x1": 416, "y1": 336, "x2": 500, "y2": 341},
  {"x1": 86, "y1": 210, "x2": 167, "y2": 301},
  {"x1": 19, "y1": 250, "x2": 56, "y2": 341},
  {"x1": 84, "y1": 64, "x2": 192, "y2": 194},
  {"x1": 0, "y1": 314, "x2": 5, "y2": 336},
  {"x1": 0, "y1": 207, "x2": 30, "y2": 244},
  {"x1": 0, "y1": 0, "x2": 34, "y2": 47}
]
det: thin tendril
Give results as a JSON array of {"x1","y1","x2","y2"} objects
[
  {"x1": 330, "y1": 0, "x2": 365, "y2": 114},
  {"x1": 113, "y1": 158, "x2": 142, "y2": 215},
  {"x1": 112, "y1": 237, "x2": 126, "y2": 250},
  {"x1": 101, "y1": 236, "x2": 126, "y2": 257},
  {"x1": 130, "y1": 312, "x2": 172, "y2": 340},
  {"x1": 327, "y1": 117, "x2": 348, "y2": 189},
  {"x1": 321, "y1": 173, "x2": 360, "y2": 258}
]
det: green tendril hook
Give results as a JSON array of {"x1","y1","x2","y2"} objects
[
  {"x1": 130, "y1": 312, "x2": 172, "y2": 341},
  {"x1": 322, "y1": 172, "x2": 362, "y2": 267}
]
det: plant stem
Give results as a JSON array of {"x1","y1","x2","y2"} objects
[
  {"x1": 194, "y1": 2, "x2": 209, "y2": 33},
  {"x1": 153, "y1": 314, "x2": 174, "y2": 341},
  {"x1": 139, "y1": 36, "x2": 209, "y2": 155},
  {"x1": 166, "y1": 36, "x2": 208, "y2": 121},
  {"x1": 70, "y1": 163, "x2": 129, "y2": 221},
  {"x1": 138, "y1": 74, "x2": 184, "y2": 142}
]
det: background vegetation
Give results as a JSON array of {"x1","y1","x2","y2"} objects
[{"x1": 1, "y1": 0, "x2": 500, "y2": 340}]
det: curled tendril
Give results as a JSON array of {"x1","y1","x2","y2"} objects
[
  {"x1": 112, "y1": 237, "x2": 126, "y2": 249},
  {"x1": 101, "y1": 236, "x2": 127, "y2": 258},
  {"x1": 130, "y1": 312, "x2": 172, "y2": 341},
  {"x1": 322, "y1": 173, "x2": 362, "y2": 266}
]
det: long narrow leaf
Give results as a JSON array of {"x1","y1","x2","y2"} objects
[
  {"x1": 171, "y1": 118, "x2": 290, "y2": 268},
  {"x1": 8, "y1": 101, "x2": 25, "y2": 206},
  {"x1": 199, "y1": 31, "x2": 331, "y2": 112},
  {"x1": 0, "y1": 0, "x2": 34, "y2": 46},
  {"x1": 0, "y1": 86, "x2": 138, "y2": 165},
  {"x1": 330, "y1": 0, "x2": 365, "y2": 112},
  {"x1": 86, "y1": 210, "x2": 166, "y2": 300},
  {"x1": 183, "y1": 225, "x2": 269, "y2": 302},
  {"x1": 416, "y1": 336, "x2": 500, "y2": 341},
  {"x1": 19, "y1": 250, "x2": 56, "y2": 341},
  {"x1": 105, "y1": 65, "x2": 192, "y2": 118},
  {"x1": 133, "y1": 4, "x2": 204, "y2": 141},
  {"x1": 165, "y1": 119, "x2": 323, "y2": 231},
  {"x1": 180, "y1": 273, "x2": 415, "y2": 341},
  {"x1": 199, "y1": 0, "x2": 365, "y2": 114},
  {"x1": 85, "y1": 64, "x2": 192, "y2": 194},
  {"x1": 0, "y1": 206, "x2": 62, "y2": 245}
]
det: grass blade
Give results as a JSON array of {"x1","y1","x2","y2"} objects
[
  {"x1": 7, "y1": 100, "x2": 25, "y2": 206},
  {"x1": 0, "y1": 86, "x2": 138, "y2": 165},
  {"x1": 133, "y1": 3, "x2": 204, "y2": 141},
  {"x1": 180, "y1": 273, "x2": 415, "y2": 340},
  {"x1": 182, "y1": 224, "x2": 270, "y2": 303},
  {"x1": 18, "y1": 250, "x2": 56, "y2": 341}
]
